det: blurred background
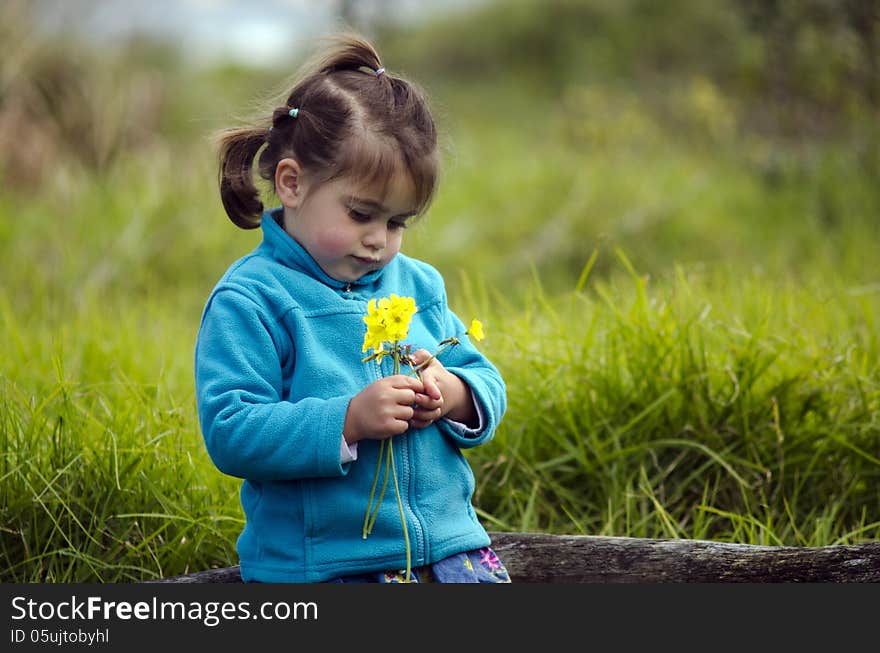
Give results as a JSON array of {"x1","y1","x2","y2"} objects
[
  {"x1": 3, "y1": 0, "x2": 878, "y2": 306},
  {"x1": 1, "y1": 0, "x2": 878, "y2": 581}
]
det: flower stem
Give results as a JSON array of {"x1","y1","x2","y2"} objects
[
  {"x1": 388, "y1": 433, "x2": 411, "y2": 582},
  {"x1": 359, "y1": 343, "x2": 414, "y2": 581},
  {"x1": 362, "y1": 440, "x2": 391, "y2": 537},
  {"x1": 406, "y1": 339, "x2": 459, "y2": 376},
  {"x1": 391, "y1": 349, "x2": 412, "y2": 581},
  {"x1": 362, "y1": 439, "x2": 385, "y2": 538}
]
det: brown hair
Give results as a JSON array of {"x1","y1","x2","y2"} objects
[{"x1": 216, "y1": 34, "x2": 439, "y2": 229}]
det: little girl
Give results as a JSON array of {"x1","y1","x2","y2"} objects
[{"x1": 194, "y1": 34, "x2": 510, "y2": 583}]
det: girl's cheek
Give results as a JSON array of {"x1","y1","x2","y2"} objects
[
  {"x1": 386, "y1": 232, "x2": 404, "y2": 254},
  {"x1": 316, "y1": 228, "x2": 353, "y2": 255}
]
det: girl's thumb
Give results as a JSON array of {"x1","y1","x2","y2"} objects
[{"x1": 411, "y1": 348, "x2": 432, "y2": 363}]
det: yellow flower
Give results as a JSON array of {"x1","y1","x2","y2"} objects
[
  {"x1": 389, "y1": 294, "x2": 417, "y2": 318},
  {"x1": 361, "y1": 295, "x2": 418, "y2": 356},
  {"x1": 467, "y1": 319, "x2": 485, "y2": 341},
  {"x1": 362, "y1": 302, "x2": 389, "y2": 353},
  {"x1": 385, "y1": 294, "x2": 416, "y2": 341}
]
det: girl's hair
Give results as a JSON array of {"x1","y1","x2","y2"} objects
[{"x1": 216, "y1": 34, "x2": 438, "y2": 229}]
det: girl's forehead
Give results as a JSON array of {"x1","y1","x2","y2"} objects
[{"x1": 342, "y1": 171, "x2": 418, "y2": 212}]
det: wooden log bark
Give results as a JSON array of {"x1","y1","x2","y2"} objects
[
  {"x1": 147, "y1": 532, "x2": 880, "y2": 583},
  {"x1": 489, "y1": 532, "x2": 880, "y2": 583}
]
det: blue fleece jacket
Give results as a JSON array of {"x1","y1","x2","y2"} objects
[{"x1": 194, "y1": 209, "x2": 507, "y2": 582}]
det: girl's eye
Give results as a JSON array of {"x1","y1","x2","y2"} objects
[
  {"x1": 348, "y1": 209, "x2": 371, "y2": 222},
  {"x1": 388, "y1": 221, "x2": 408, "y2": 231}
]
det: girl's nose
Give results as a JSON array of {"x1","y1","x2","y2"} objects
[{"x1": 362, "y1": 225, "x2": 387, "y2": 250}]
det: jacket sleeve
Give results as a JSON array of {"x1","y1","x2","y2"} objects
[
  {"x1": 194, "y1": 288, "x2": 352, "y2": 481},
  {"x1": 432, "y1": 292, "x2": 507, "y2": 450}
]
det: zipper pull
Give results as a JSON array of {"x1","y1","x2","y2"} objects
[{"x1": 344, "y1": 283, "x2": 352, "y2": 294}]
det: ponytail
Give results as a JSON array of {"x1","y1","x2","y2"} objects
[
  {"x1": 311, "y1": 33, "x2": 383, "y2": 77},
  {"x1": 216, "y1": 126, "x2": 268, "y2": 229}
]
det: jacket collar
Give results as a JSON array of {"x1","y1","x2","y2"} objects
[{"x1": 261, "y1": 208, "x2": 385, "y2": 290}]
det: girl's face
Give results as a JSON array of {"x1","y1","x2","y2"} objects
[{"x1": 282, "y1": 170, "x2": 419, "y2": 283}]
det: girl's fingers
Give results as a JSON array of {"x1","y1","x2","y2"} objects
[
  {"x1": 393, "y1": 388, "x2": 418, "y2": 407},
  {"x1": 391, "y1": 405, "x2": 415, "y2": 424},
  {"x1": 410, "y1": 406, "x2": 442, "y2": 427},
  {"x1": 390, "y1": 374, "x2": 423, "y2": 389},
  {"x1": 410, "y1": 349, "x2": 433, "y2": 366},
  {"x1": 413, "y1": 392, "x2": 442, "y2": 409},
  {"x1": 389, "y1": 375, "x2": 425, "y2": 400},
  {"x1": 424, "y1": 377, "x2": 442, "y2": 400},
  {"x1": 414, "y1": 372, "x2": 441, "y2": 400}
]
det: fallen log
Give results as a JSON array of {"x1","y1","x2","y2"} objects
[{"x1": 148, "y1": 532, "x2": 880, "y2": 583}]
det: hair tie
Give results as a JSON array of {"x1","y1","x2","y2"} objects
[
  {"x1": 375, "y1": 68, "x2": 385, "y2": 77},
  {"x1": 288, "y1": 107, "x2": 299, "y2": 118}
]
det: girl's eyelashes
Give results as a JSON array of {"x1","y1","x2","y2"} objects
[
  {"x1": 347, "y1": 208, "x2": 371, "y2": 222},
  {"x1": 348, "y1": 207, "x2": 408, "y2": 231}
]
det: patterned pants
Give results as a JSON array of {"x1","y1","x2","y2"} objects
[{"x1": 329, "y1": 546, "x2": 511, "y2": 583}]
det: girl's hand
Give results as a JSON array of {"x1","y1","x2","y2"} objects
[
  {"x1": 409, "y1": 363, "x2": 443, "y2": 429},
  {"x1": 409, "y1": 349, "x2": 478, "y2": 429},
  {"x1": 343, "y1": 375, "x2": 424, "y2": 444}
]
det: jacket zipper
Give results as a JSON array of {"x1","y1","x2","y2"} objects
[{"x1": 402, "y1": 432, "x2": 426, "y2": 565}]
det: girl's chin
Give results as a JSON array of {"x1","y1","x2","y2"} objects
[{"x1": 324, "y1": 256, "x2": 388, "y2": 282}]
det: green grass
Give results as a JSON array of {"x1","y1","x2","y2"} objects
[
  {"x1": 2, "y1": 244, "x2": 877, "y2": 581},
  {"x1": 464, "y1": 254, "x2": 879, "y2": 545},
  {"x1": 0, "y1": 296, "x2": 241, "y2": 581}
]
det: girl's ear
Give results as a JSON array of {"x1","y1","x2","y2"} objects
[{"x1": 276, "y1": 158, "x2": 304, "y2": 208}]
